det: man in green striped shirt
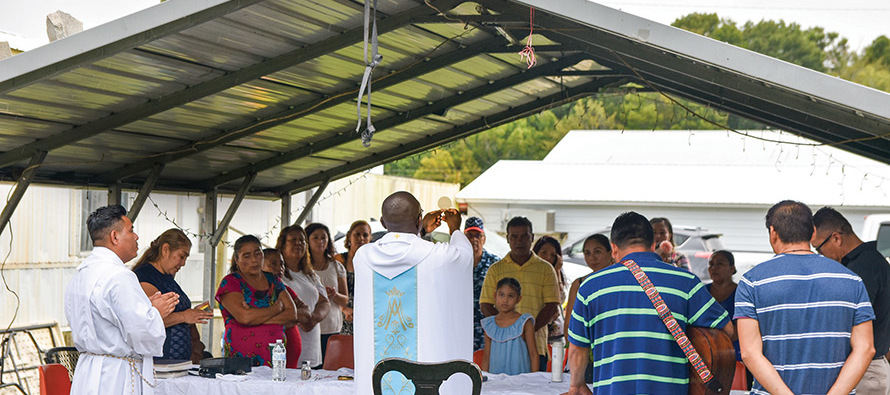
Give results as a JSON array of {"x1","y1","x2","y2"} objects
[{"x1": 564, "y1": 212, "x2": 732, "y2": 395}]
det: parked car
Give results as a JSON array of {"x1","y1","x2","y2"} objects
[
  {"x1": 562, "y1": 226, "x2": 725, "y2": 282},
  {"x1": 863, "y1": 214, "x2": 890, "y2": 259}
]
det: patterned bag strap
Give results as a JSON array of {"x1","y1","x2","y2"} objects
[{"x1": 620, "y1": 259, "x2": 724, "y2": 393}]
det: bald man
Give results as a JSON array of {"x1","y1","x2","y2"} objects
[{"x1": 353, "y1": 191, "x2": 474, "y2": 395}]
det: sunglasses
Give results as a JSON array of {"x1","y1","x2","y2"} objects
[{"x1": 814, "y1": 232, "x2": 835, "y2": 253}]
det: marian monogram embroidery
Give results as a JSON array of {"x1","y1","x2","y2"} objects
[
  {"x1": 374, "y1": 269, "x2": 418, "y2": 395},
  {"x1": 376, "y1": 287, "x2": 415, "y2": 357}
]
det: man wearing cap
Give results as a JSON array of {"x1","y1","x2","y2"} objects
[{"x1": 465, "y1": 217, "x2": 501, "y2": 351}]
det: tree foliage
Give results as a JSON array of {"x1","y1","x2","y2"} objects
[{"x1": 385, "y1": 14, "x2": 890, "y2": 187}]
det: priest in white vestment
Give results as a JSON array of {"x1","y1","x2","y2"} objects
[
  {"x1": 64, "y1": 205, "x2": 179, "y2": 395},
  {"x1": 354, "y1": 191, "x2": 474, "y2": 395}
]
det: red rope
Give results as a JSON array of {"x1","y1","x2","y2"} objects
[{"x1": 518, "y1": 6, "x2": 536, "y2": 69}]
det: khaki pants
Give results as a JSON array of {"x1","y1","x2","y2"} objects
[{"x1": 856, "y1": 358, "x2": 890, "y2": 395}]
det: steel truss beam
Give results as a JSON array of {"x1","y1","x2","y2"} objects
[
  {"x1": 0, "y1": 0, "x2": 464, "y2": 170},
  {"x1": 127, "y1": 163, "x2": 165, "y2": 222},
  {"x1": 210, "y1": 172, "x2": 257, "y2": 247},
  {"x1": 294, "y1": 178, "x2": 331, "y2": 226},
  {"x1": 268, "y1": 78, "x2": 618, "y2": 194},
  {"x1": 484, "y1": 0, "x2": 890, "y2": 163},
  {"x1": 196, "y1": 53, "x2": 598, "y2": 189},
  {"x1": 96, "y1": 40, "x2": 576, "y2": 183},
  {"x1": 0, "y1": 0, "x2": 266, "y2": 94},
  {"x1": 0, "y1": 151, "x2": 47, "y2": 237}
]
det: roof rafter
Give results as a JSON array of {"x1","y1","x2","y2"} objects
[
  {"x1": 266, "y1": 78, "x2": 615, "y2": 195},
  {"x1": 196, "y1": 53, "x2": 601, "y2": 189},
  {"x1": 96, "y1": 40, "x2": 577, "y2": 183},
  {"x1": 0, "y1": 0, "x2": 266, "y2": 94},
  {"x1": 0, "y1": 0, "x2": 465, "y2": 170}
]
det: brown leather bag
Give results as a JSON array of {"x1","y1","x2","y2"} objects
[{"x1": 687, "y1": 326, "x2": 735, "y2": 395}]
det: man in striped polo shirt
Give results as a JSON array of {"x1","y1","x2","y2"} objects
[
  {"x1": 736, "y1": 200, "x2": 875, "y2": 395},
  {"x1": 565, "y1": 212, "x2": 732, "y2": 395}
]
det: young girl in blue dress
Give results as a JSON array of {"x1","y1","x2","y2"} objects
[{"x1": 481, "y1": 277, "x2": 539, "y2": 374}]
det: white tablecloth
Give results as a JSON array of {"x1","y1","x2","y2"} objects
[
  {"x1": 155, "y1": 366, "x2": 752, "y2": 395},
  {"x1": 156, "y1": 367, "x2": 571, "y2": 395}
]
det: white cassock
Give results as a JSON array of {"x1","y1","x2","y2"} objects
[
  {"x1": 64, "y1": 247, "x2": 166, "y2": 395},
  {"x1": 354, "y1": 231, "x2": 473, "y2": 395}
]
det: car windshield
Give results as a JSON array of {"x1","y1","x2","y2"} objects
[
  {"x1": 701, "y1": 236, "x2": 724, "y2": 252},
  {"x1": 877, "y1": 223, "x2": 890, "y2": 258}
]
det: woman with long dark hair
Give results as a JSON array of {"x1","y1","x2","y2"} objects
[
  {"x1": 133, "y1": 228, "x2": 212, "y2": 362},
  {"x1": 277, "y1": 225, "x2": 331, "y2": 368},
  {"x1": 334, "y1": 220, "x2": 372, "y2": 335},
  {"x1": 533, "y1": 235, "x2": 568, "y2": 341},
  {"x1": 305, "y1": 222, "x2": 348, "y2": 365}
]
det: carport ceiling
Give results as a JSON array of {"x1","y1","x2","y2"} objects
[{"x1": 1, "y1": 0, "x2": 889, "y2": 197}]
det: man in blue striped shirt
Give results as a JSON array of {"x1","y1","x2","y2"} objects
[
  {"x1": 565, "y1": 212, "x2": 732, "y2": 395},
  {"x1": 736, "y1": 200, "x2": 875, "y2": 395}
]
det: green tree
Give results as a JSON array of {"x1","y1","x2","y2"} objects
[
  {"x1": 387, "y1": 14, "x2": 889, "y2": 187},
  {"x1": 863, "y1": 36, "x2": 890, "y2": 66},
  {"x1": 671, "y1": 13, "x2": 742, "y2": 44}
]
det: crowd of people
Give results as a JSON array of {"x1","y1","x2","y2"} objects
[{"x1": 63, "y1": 197, "x2": 890, "y2": 395}]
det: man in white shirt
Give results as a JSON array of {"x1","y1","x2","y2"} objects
[
  {"x1": 353, "y1": 191, "x2": 473, "y2": 395},
  {"x1": 64, "y1": 204, "x2": 178, "y2": 395}
]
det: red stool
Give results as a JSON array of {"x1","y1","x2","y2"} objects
[{"x1": 39, "y1": 364, "x2": 72, "y2": 395}]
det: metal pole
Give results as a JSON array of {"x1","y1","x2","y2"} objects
[
  {"x1": 280, "y1": 192, "x2": 291, "y2": 231},
  {"x1": 294, "y1": 177, "x2": 330, "y2": 226},
  {"x1": 210, "y1": 173, "x2": 256, "y2": 247},
  {"x1": 127, "y1": 163, "x2": 165, "y2": 222},
  {"x1": 107, "y1": 182, "x2": 122, "y2": 206},
  {"x1": 201, "y1": 189, "x2": 217, "y2": 351},
  {"x1": 0, "y1": 150, "x2": 47, "y2": 237}
]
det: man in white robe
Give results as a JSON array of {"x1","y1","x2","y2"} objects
[
  {"x1": 64, "y1": 204, "x2": 178, "y2": 395},
  {"x1": 354, "y1": 191, "x2": 474, "y2": 395}
]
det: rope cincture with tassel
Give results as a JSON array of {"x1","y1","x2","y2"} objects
[{"x1": 355, "y1": 0, "x2": 382, "y2": 147}]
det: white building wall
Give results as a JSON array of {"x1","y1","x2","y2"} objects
[
  {"x1": 0, "y1": 175, "x2": 458, "y2": 330},
  {"x1": 464, "y1": 200, "x2": 878, "y2": 253}
]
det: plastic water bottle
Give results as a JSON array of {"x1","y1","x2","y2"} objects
[
  {"x1": 551, "y1": 339, "x2": 565, "y2": 382},
  {"x1": 301, "y1": 361, "x2": 312, "y2": 380},
  {"x1": 272, "y1": 339, "x2": 286, "y2": 382}
]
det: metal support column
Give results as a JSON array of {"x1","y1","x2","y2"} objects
[
  {"x1": 280, "y1": 192, "x2": 291, "y2": 231},
  {"x1": 127, "y1": 163, "x2": 165, "y2": 222},
  {"x1": 201, "y1": 173, "x2": 255, "y2": 350},
  {"x1": 201, "y1": 189, "x2": 218, "y2": 349},
  {"x1": 210, "y1": 173, "x2": 256, "y2": 247},
  {"x1": 294, "y1": 178, "x2": 330, "y2": 226},
  {"x1": 0, "y1": 151, "x2": 47, "y2": 237},
  {"x1": 107, "y1": 183, "x2": 122, "y2": 206}
]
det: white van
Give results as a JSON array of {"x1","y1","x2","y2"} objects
[{"x1": 862, "y1": 214, "x2": 890, "y2": 259}]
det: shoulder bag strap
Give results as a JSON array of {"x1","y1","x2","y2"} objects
[{"x1": 620, "y1": 259, "x2": 723, "y2": 393}]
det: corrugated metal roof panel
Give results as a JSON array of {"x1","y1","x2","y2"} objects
[{"x1": 0, "y1": 0, "x2": 886, "y2": 199}]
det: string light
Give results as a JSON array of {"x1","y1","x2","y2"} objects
[{"x1": 145, "y1": 170, "x2": 372, "y2": 245}]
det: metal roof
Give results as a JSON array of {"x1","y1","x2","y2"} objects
[{"x1": 1, "y1": 0, "x2": 889, "y2": 199}]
